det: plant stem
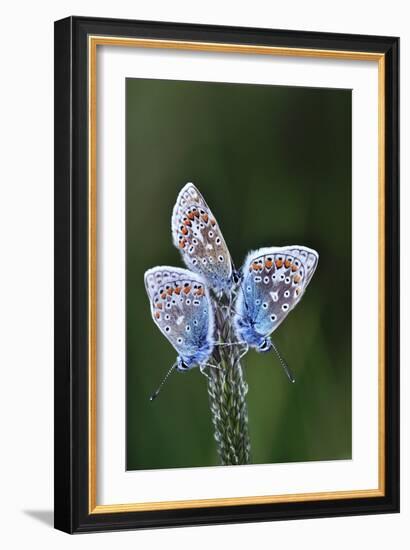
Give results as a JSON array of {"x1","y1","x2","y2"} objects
[{"x1": 206, "y1": 296, "x2": 251, "y2": 465}]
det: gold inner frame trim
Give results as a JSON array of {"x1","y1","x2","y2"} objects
[{"x1": 88, "y1": 35, "x2": 386, "y2": 514}]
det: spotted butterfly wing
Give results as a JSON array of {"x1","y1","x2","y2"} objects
[
  {"x1": 144, "y1": 266, "x2": 214, "y2": 368},
  {"x1": 234, "y1": 246, "x2": 319, "y2": 348},
  {"x1": 171, "y1": 182, "x2": 234, "y2": 293}
]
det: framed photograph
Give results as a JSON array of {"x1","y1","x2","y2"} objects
[{"x1": 54, "y1": 16, "x2": 399, "y2": 533}]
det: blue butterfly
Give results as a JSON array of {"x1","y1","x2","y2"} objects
[
  {"x1": 144, "y1": 266, "x2": 216, "y2": 399},
  {"x1": 233, "y1": 246, "x2": 319, "y2": 381},
  {"x1": 171, "y1": 183, "x2": 238, "y2": 294}
]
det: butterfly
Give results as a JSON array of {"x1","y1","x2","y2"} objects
[
  {"x1": 144, "y1": 266, "x2": 216, "y2": 399},
  {"x1": 233, "y1": 246, "x2": 319, "y2": 382},
  {"x1": 171, "y1": 182, "x2": 237, "y2": 294}
]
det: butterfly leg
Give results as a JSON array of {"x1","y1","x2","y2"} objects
[
  {"x1": 237, "y1": 343, "x2": 249, "y2": 361},
  {"x1": 199, "y1": 364, "x2": 212, "y2": 381},
  {"x1": 214, "y1": 341, "x2": 249, "y2": 362},
  {"x1": 199, "y1": 362, "x2": 222, "y2": 381},
  {"x1": 202, "y1": 362, "x2": 222, "y2": 370}
]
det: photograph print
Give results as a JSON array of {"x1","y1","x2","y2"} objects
[{"x1": 126, "y1": 78, "x2": 352, "y2": 471}]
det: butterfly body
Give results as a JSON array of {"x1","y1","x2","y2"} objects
[
  {"x1": 171, "y1": 182, "x2": 236, "y2": 294},
  {"x1": 234, "y1": 246, "x2": 319, "y2": 351},
  {"x1": 144, "y1": 266, "x2": 214, "y2": 370}
]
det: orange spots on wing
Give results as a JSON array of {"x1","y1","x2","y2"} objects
[
  {"x1": 210, "y1": 218, "x2": 216, "y2": 227},
  {"x1": 156, "y1": 303, "x2": 163, "y2": 310},
  {"x1": 155, "y1": 311, "x2": 161, "y2": 319},
  {"x1": 174, "y1": 287, "x2": 181, "y2": 295},
  {"x1": 179, "y1": 238, "x2": 186, "y2": 249},
  {"x1": 195, "y1": 287, "x2": 204, "y2": 296},
  {"x1": 161, "y1": 292, "x2": 167, "y2": 299},
  {"x1": 296, "y1": 287, "x2": 301, "y2": 296},
  {"x1": 252, "y1": 262, "x2": 259, "y2": 271},
  {"x1": 181, "y1": 226, "x2": 188, "y2": 236},
  {"x1": 275, "y1": 259, "x2": 283, "y2": 268},
  {"x1": 183, "y1": 219, "x2": 192, "y2": 227},
  {"x1": 291, "y1": 265, "x2": 298, "y2": 272},
  {"x1": 187, "y1": 212, "x2": 195, "y2": 220},
  {"x1": 294, "y1": 274, "x2": 302, "y2": 284},
  {"x1": 183, "y1": 285, "x2": 191, "y2": 295},
  {"x1": 265, "y1": 259, "x2": 273, "y2": 269},
  {"x1": 167, "y1": 288, "x2": 173, "y2": 296},
  {"x1": 202, "y1": 213, "x2": 209, "y2": 223},
  {"x1": 194, "y1": 210, "x2": 200, "y2": 218},
  {"x1": 285, "y1": 259, "x2": 291, "y2": 268}
]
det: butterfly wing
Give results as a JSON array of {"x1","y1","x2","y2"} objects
[
  {"x1": 144, "y1": 266, "x2": 214, "y2": 367},
  {"x1": 171, "y1": 182, "x2": 233, "y2": 292},
  {"x1": 235, "y1": 246, "x2": 319, "y2": 345}
]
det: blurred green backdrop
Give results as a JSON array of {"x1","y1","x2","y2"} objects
[{"x1": 126, "y1": 78, "x2": 351, "y2": 470}]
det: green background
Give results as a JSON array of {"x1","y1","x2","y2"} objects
[{"x1": 126, "y1": 78, "x2": 352, "y2": 470}]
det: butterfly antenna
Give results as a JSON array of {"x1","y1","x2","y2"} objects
[
  {"x1": 149, "y1": 362, "x2": 177, "y2": 401},
  {"x1": 271, "y1": 340, "x2": 296, "y2": 383}
]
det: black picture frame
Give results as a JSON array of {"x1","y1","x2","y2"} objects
[{"x1": 54, "y1": 15, "x2": 399, "y2": 534}]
